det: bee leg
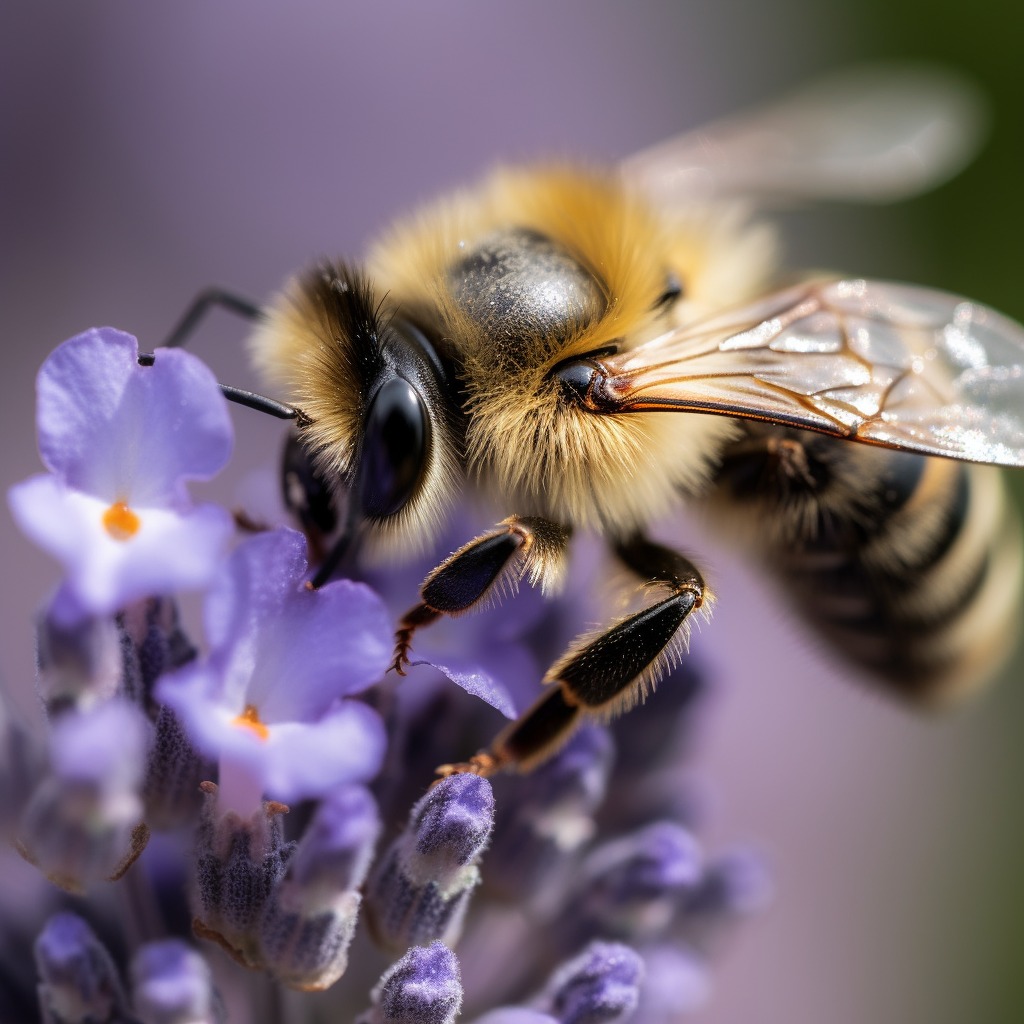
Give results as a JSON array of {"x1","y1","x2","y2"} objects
[
  {"x1": 439, "y1": 535, "x2": 707, "y2": 777},
  {"x1": 392, "y1": 516, "x2": 572, "y2": 674}
]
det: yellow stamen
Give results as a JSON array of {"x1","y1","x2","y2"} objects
[
  {"x1": 232, "y1": 704, "x2": 269, "y2": 742},
  {"x1": 102, "y1": 500, "x2": 141, "y2": 541}
]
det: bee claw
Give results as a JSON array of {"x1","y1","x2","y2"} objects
[
  {"x1": 390, "y1": 633, "x2": 414, "y2": 675},
  {"x1": 433, "y1": 752, "x2": 502, "y2": 781}
]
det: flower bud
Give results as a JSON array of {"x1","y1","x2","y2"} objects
[
  {"x1": 541, "y1": 941, "x2": 643, "y2": 1024},
  {"x1": 34, "y1": 912, "x2": 129, "y2": 1024},
  {"x1": 487, "y1": 726, "x2": 613, "y2": 905},
  {"x1": 367, "y1": 774, "x2": 493, "y2": 951},
  {"x1": 35, "y1": 589, "x2": 123, "y2": 717},
  {"x1": 260, "y1": 786, "x2": 380, "y2": 990},
  {"x1": 359, "y1": 941, "x2": 462, "y2": 1024},
  {"x1": 573, "y1": 822, "x2": 702, "y2": 940},
  {"x1": 190, "y1": 786, "x2": 292, "y2": 968},
  {"x1": 130, "y1": 940, "x2": 225, "y2": 1024},
  {"x1": 19, "y1": 700, "x2": 150, "y2": 892}
]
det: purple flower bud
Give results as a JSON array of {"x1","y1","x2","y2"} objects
[
  {"x1": 259, "y1": 786, "x2": 380, "y2": 990},
  {"x1": 541, "y1": 942, "x2": 643, "y2": 1024},
  {"x1": 411, "y1": 773, "x2": 494, "y2": 880},
  {"x1": 34, "y1": 912, "x2": 129, "y2": 1023},
  {"x1": 117, "y1": 596, "x2": 198, "y2": 705},
  {"x1": 367, "y1": 774, "x2": 494, "y2": 951},
  {"x1": 19, "y1": 700, "x2": 151, "y2": 891},
  {"x1": 35, "y1": 588, "x2": 123, "y2": 717},
  {"x1": 130, "y1": 940, "x2": 225, "y2": 1024},
  {"x1": 575, "y1": 822, "x2": 702, "y2": 939},
  {"x1": 362, "y1": 942, "x2": 463, "y2": 1024},
  {"x1": 487, "y1": 726, "x2": 613, "y2": 904},
  {"x1": 142, "y1": 705, "x2": 210, "y2": 831},
  {"x1": 191, "y1": 789, "x2": 292, "y2": 968},
  {"x1": 679, "y1": 846, "x2": 773, "y2": 953}
]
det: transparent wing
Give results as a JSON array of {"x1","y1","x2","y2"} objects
[
  {"x1": 584, "y1": 279, "x2": 1024, "y2": 467},
  {"x1": 621, "y1": 65, "x2": 986, "y2": 208}
]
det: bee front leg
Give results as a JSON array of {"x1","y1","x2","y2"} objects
[
  {"x1": 391, "y1": 516, "x2": 571, "y2": 674},
  {"x1": 438, "y1": 536, "x2": 708, "y2": 778}
]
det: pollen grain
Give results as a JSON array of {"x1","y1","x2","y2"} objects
[
  {"x1": 102, "y1": 500, "x2": 141, "y2": 541},
  {"x1": 232, "y1": 704, "x2": 270, "y2": 741}
]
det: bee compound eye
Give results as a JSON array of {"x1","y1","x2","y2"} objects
[{"x1": 360, "y1": 376, "x2": 430, "y2": 518}]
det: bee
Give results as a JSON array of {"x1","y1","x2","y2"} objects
[{"x1": 166, "y1": 67, "x2": 1024, "y2": 776}]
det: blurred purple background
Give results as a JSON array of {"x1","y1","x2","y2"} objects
[{"x1": 2, "y1": 3, "x2": 1024, "y2": 1021}]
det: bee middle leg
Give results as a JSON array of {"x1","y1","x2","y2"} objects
[
  {"x1": 391, "y1": 515, "x2": 572, "y2": 674},
  {"x1": 438, "y1": 535, "x2": 708, "y2": 778}
]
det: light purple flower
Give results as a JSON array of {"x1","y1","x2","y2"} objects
[
  {"x1": 8, "y1": 328, "x2": 234, "y2": 615},
  {"x1": 19, "y1": 699, "x2": 152, "y2": 890},
  {"x1": 158, "y1": 528, "x2": 391, "y2": 810}
]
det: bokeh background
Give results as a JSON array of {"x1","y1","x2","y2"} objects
[{"x1": 1, "y1": 2, "x2": 1022, "y2": 1021}]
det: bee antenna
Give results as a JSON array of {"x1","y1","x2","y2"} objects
[
  {"x1": 144, "y1": 287, "x2": 313, "y2": 426},
  {"x1": 160, "y1": 287, "x2": 263, "y2": 349}
]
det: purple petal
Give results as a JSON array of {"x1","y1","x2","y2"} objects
[
  {"x1": 160, "y1": 663, "x2": 386, "y2": 803},
  {"x1": 411, "y1": 657, "x2": 517, "y2": 719},
  {"x1": 261, "y1": 701, "x2": 387, "y2": 801},
  {"x1": 205, "y1": 530, "x2": 392, "y2": 719},
  {"x1": 36, "y1": 328, "x2": 233, "y2": 507},
  {"x1": 50, "y1": 698, "x2": 151, "y2": 790}
]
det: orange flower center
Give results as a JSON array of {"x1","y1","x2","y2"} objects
[
  {"x1": 102, "y1": 500, "x2": 141, "y2": 541},
  {"x1": 232, "y1": 704, "x2": 270, "y2": 742}
]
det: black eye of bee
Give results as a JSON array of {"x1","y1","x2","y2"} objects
[
  {"x1": 360, "y1": 375, "x2": 430, "y2": 518},
  {"x1": 552, "y1": 345, "x2": 618, "y2": 406}
]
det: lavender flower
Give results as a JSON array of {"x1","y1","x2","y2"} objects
[
  {"x1": 259, "y1": 785, "x2": 381, "y2": 990},
  {"x1": 3, "y1": 328, "x2": 770, "y2": 1022},
  {"x1": 157, "y1": 528, "x2": 391, "y2": 814},
  {"x1": 34, "y1": 912, "x2": 130, "y2": 1024},
  {"x1": 18, "y1": 700, "x2": 151, "y2": 892},
  {"x1": 540, "y1": 942, "x2": 643, "y2": 1024},
  {"x1": 8, "y1": 328, "x2": 234, "y2": 617},
  {"x1": 129, "y1": 940, "x2": 225, "y2": 1024},
  {"x1": 359, "y1": 941, "x2": 463, "y2": 1024},
  {"x1": 367, "y1": 774, "x2": 495, "y2": 952}
]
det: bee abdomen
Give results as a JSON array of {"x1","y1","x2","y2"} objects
[{"x1": 714, "y1": 431, "x2": 1022, "y2": 704}]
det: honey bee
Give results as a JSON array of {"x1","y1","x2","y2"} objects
[{"x1": 166, "y1": 67, "x2": 1024, "y2": 776}]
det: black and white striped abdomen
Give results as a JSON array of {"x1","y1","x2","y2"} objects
[{"x1": 711, "y1": 427, "x2": 1023, "y2": 704}]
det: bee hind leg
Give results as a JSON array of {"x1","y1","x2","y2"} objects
[
  {"x1": 391, "y1": 515, "x2": 572, "y2": 674},
  {"x1": 438, "y1": 535, "x2": 708, "y2": 778}
]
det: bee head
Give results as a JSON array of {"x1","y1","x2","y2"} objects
[{"x1": 254, "y1": 262, "x2": 461, "y2": 566}]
